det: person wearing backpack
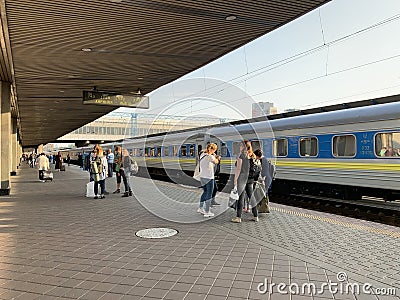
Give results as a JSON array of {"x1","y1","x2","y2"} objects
[
  {"x1": 113, "y1": 146, "x2": 130, "y2": 197},
  {"x1": 121, "y1": 148, "x2": 133, "y2": 197},
  {"x1": 210, "y1": 159, "x2": 221, "y2": 207},
  {"x1": 232, "y1": 140, "x2": 260, "y2": 223},
  {"x1": 254, "y1": 149, "x2": 275, "y2": 213}
]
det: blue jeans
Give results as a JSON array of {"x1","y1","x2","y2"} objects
[
  {"x1": 107, "y1": 163, "x2": 113, "y2": 177},
  {"x1": 200, "y1": 178, "x2": 214, "y2": 213}
]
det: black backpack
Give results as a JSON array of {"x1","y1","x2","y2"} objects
[{"x1": 248, "y1": 157, "x2": 261, "y2": 180}]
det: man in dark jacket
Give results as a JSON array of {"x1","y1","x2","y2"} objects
[
  {"x1": 211, "y1": 159, "x2": 221, "y2": 207},
  {"x1": 254, "y1": 149, "x2": 276, "y2": 213}
]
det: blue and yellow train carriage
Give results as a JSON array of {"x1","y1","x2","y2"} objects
[
  {"x1": 261, "y1": 101, "x2": 400, "y2": 200},
  {"x1": 125, "y1": 101, "x2": 400, "y2": 200},
  {"x1": 67, "y1": 99, "x2": 400, "y2": 201}
]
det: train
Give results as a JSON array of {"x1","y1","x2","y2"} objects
[{"x1": 62, "y1": 99, "x2": 400, "y2": 201}]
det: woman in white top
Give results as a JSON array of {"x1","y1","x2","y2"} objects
[
  {"x1": 93, "y1": 147, "x2": 108, "y2": 199},
  {"x1": 197, "y1": 143, "x2": 220, "y2": 217},
  {"x1": 37, "y1": 153, "x2": 50, "y2": 181}
]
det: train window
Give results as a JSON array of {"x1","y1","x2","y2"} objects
[
  {"x1": 139, "y1": 149, "x2": 144, "y2": 156},
  {"x1": 251, "y1": 140, "x2": 262, "y2": 152},
  {"x1": 173, "y1": 146, "x2": 179, "y2": 156},
  {"x1": 333, "y1": 135, "x2": 356, "y2": 157},
  {"x1": 156, "y1": 147, "x2": 161, "y2": 157},
  {"x1": 150, "y1": 148, "x2": 155, "y2": 157},
  {"x1": 145, "y1": 148, "x2": 150, "y2": 157},
  {"x1": 221, "y1": 143, "x2": 228, "y2": 157},
  {"x1": 273, "y1": 139, "x2": 288, "y2": 157},
  {"x1": 164, "y1": 146, "x2": 169, "y2": 157},
  {"x1": 375, "y1": 132, "x2": 400, "y2": 157},
  {"x1": 299, "y1": 137, "x2": 318, "y2": 157},
  {"x1": 189, "y1": 145, "x2": 195, "y2": 157},
  {"x1": 180, "y1": 146, "x2": 187, "y2": 157}
]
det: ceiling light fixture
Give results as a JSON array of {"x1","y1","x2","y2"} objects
[
  {"x1": 81, "y1": 48, "x2": 93, "y2": 52},
  {"x1": 109, "y1": 0, "x2": 123, "y2": 2},
  {"x1": 225, "y1": 15, "x2": 237, "y2": 21}
]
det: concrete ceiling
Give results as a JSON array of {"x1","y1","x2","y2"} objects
[{"x1": 0, "y1": 0, "x2": 330, "y2": 147}]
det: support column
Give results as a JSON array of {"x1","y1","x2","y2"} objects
[
  {"x1": 17, "y1": 142, "x2": 22, "y2": 169},
  {"x1": 10, "y1": 118, "x2": 17, "y2": 176},
  {"x1": 0, "y1": 81, "x2": 11, "y2": 195}
]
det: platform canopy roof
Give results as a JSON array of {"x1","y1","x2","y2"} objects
[{"x1": 0, "y1": 0, "x2": 330, "y2": 147}]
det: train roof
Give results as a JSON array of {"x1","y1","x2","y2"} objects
[
  {"x1": 268, "y1": 100, "x2": 400, "y2": 131},
  {"x1": 131, "y1": 94, "x2": 400, "y2": 139},
  {"x1": 65, "y1": 94, "x2": 400, "y2": 150},
  {"x1": 210, "y1": 97, "x2": 400, "y2": 135}
]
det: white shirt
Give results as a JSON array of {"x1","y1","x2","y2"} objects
[
  {"x1": 199, "y1": 153, "x2": 216, "y2": 179},
  {"x1": 37, "y1": 155, "x2": 50, "y2": 171},
  {"x1": 98, "y1": 156, "x2": 108, "y2": 181}
]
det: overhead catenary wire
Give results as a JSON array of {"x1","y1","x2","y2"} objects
[
  {"x1": 147, "y1": 12, "x2": 400, "y2": 116},
  {"x1": 175, "y1": 52, "x2": 400, "y2": 116}
]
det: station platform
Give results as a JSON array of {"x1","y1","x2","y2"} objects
[{"x1": 0, "y1": 164, "x2": 399, "y2": 300}]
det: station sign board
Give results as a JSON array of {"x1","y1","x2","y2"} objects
[{"x1": 83, "y1": 90, "x2": 149, "y2": 108}]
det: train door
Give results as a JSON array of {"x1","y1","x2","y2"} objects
[{"x1": 195, "y1": 134, "x2": 206, "y2": 158}]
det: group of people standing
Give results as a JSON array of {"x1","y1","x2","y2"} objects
[
  {"x1": 89, "y1": 145, "x2": 134, "y2": 199},
  {"x1": 197, "y1": 140, "x2": 275, "y2": 223}
]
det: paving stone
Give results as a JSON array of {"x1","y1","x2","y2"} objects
[{"x1": 2, "y1": 166, "x2": 398, "y2": 300}]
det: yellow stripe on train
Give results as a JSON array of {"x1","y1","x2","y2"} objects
[
  {"x1": 140, "y1": 157, "x2": 400, "y2": 172},
  {"x1": 276, "y1": 161, "x2": 400, "y2": 171}
]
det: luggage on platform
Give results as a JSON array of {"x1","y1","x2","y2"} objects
[
  {"x1": 86, "y1": 181, "x2": 95, "y2": 197},
  {"x1": 43, "y1": 170, "x2": 54, "y2": 182},
  {"x1": 60, "y1": 165, "x2": 66, "y2": 171},
  {"x1": 254, "y1": 181, "x2": 270, "y2": 213}
]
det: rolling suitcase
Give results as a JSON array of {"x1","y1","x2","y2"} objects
[
  {"x1": 60, "y1": 165, "x2": 66, "y2": 171},
  {"x1": 43, "y1": 170, "x2": 53, "y2": 181}
]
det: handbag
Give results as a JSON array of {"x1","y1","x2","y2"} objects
[
  {"x1": 193, "y1": 153, "x2": 206, "y2": 181},
  {"x1": 130, "y1": 160, "x2": 138, "y2": 176},
  {"x1": 86, "y1": 181, "x2": 95, "y2": 197},
  {"x1": 229, "y1": 187, "x2": 239, "y2": 209},
  {"x1": 254, "y1": 181, "x2": 270, "y2": 213}
]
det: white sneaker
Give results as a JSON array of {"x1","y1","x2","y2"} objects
[
  {"x1": 204, "y1": 211, "x2": 215, "y2": 218},
  {"x1": 197, "y1": 207, "x2": 205, "y2": 215}
]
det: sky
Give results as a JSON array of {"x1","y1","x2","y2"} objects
[{"x1": 116, "y1": 0, "x2": 400, "y2": 121}]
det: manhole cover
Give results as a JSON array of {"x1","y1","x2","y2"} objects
[{"x1": 135, "y1": 228, "x2": 178, "y2": 239}]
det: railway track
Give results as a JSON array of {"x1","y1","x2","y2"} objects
[{"x1": 271, "y1": 193, "x2": 400, "y2": 227}]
